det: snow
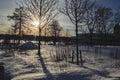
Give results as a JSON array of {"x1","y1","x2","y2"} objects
[
  {"x1": 19, "y1": 41, "x2": 38, "y2": 50},
  {"x1": 0, "y1": 45, "x2": 120, "y2": 80}
]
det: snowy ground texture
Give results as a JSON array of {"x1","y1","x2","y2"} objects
[{"x1": 0, "y1": 45, "x2": 120, "y2": 80}]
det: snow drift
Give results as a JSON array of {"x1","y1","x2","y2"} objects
[{"x1": 19, "y1": 42, "x2": 38, "y2": 50}]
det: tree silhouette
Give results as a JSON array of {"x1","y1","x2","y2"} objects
[
  {"x1": 20, "y1": 0, "x2": 59, "y2": 55},
  {"x1": 95, "y1": 6, "x2": 113, "y2": 33},
  {"x1": 7, "y1": 7, "x2": 27, "y2": 44},
  {"x1": 49, "y1": 20, "x2": 63, "y2": 45},
  {"x1": 84, "y1": 1, "x2": 96, "y2": 45},
  {"x1": 61, "y1": 0, "x2": 95, "y2": 66}
]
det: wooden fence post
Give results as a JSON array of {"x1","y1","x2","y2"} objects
[
  {"x1": 72, "y1": 50, "x2": 74, "y2": 63},
  {"x1": 79, "y1": 50, "x2": 83, "y2": 66}
]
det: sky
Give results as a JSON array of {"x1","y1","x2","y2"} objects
[{"x1": 0, "y1": 0, "x2": 120, "y2": 35}]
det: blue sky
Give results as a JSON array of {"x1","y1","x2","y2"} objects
[
  {"x1": 96, "y1": 0, "x2": 120, "y2": 10},
  {"x1": 0, "y1": 0, "x2": 120, "y2": 35}
]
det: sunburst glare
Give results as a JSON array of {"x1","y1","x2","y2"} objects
[{"x1": 32, "y1": 21, "x2": 39, "y2": 27}]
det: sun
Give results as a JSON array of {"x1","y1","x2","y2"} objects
[{"x1": 32, "y1": 21, "x2": 39, "y2": 27}]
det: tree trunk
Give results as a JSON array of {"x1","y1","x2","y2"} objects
[
  {"x1": 38, "y1": 28, "x2": 41, "y2": 55},
  {"x1": 75, "y1": 20, "x2": 83, "y2": 66},
  {"x1": 90, "y1": 32, "x2": 93, "y2": 46},
  {"x1": 79, "y1": 50, "x2": 83, "y2": 66},
  {"x1": 18, "y1": 10, "x2": 22, "y2": 45},
  {"x1": 75, "y1": 20, "x2": 79, "y2": 65}
]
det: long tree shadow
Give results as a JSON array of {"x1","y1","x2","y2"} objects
[
  {"x1": 37, "y1": 54, "x2": 54, "y2": 80},
  {"x1": 37, "y1": 54, "x2": 92, "y2": 80},
  {"x1": 83, "y1": 66, "x2": 120, "y2": 79}
]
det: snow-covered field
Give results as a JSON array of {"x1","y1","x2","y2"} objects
[{"x1": 0, "y1": 45, "x2": 120, "y2": 80}]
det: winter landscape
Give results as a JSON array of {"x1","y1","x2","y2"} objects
[
  {"x1": 0, "y1": 43, "x2": 120, "y2": 80},
  {"x1": 0, "y1": 0, "x2": 120, "y2": 80}
]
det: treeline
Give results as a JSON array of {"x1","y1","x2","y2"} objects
[
  {"x1": 78, "y1": 33, "x2": 120, "y2": 46},
  {"x1": 0, "y1": 34, "x2": 70, "y2": 42},
  {"x1": 0, "y1": 34, "x2": 120, "y2": 46}
]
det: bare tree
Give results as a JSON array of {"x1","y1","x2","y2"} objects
[
  {"x1": 61, "y1": 0, "x2": 94, "y2": 65},
  {"x1": 50, "y1": 20, "x2": 63, "y2": 45},
  {"x1": 20, "y1": 0, "x2": 58, "y2": 55},
  {"x1": 95, "y1": 6, "x2": 113, "y2": 33},
  {"x1": 93, "y1": 6, "x2": 113, "y2": 46},
  {"x1": 84, "y1": 2, "x2": 96, "y2": 45}
]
